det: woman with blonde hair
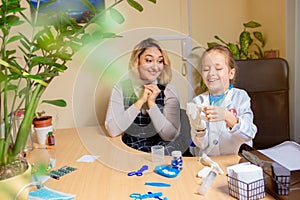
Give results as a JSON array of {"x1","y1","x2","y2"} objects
[{"x1": 105, "y1": 38, "x2": 181, "y2": 155}]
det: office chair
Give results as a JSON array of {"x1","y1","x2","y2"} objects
[
  {"x1": 235, "y1": 58, "x2": 290, "y2": 149},
  {"x1": 174, "y1": 109, "x2": 192, "y2": 156}
]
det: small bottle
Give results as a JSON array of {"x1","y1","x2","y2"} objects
[
  {"x1": 171, "y1": 150, "x2": 183, "y2": 170},
  {"x1": 47, "y1": 131, "x2": 55, "y2": 146}
]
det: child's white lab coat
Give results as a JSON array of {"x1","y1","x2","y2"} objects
[{"x1": 191, "y1": 88, "x2": 257, "y2": 156}]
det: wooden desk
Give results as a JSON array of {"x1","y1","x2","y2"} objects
[{"x1": 30, "y1": 126, "x2": 275, "y2": 199}]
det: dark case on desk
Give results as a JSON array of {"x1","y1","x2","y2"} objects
[{"x1": 238, "y1": 144, "x2": 300, "y2": 200}]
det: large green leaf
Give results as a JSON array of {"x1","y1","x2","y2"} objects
[
  {"x1": 228, "y1": 43, "x2": 240, "y2": 60},
  {"x1": 102, "y1": 32, "x2": 119, "y2": 38},
  {"x1": 41, "y1": 99, "x2": 67, "y2": 107},
  {"x1": 239, "y1": 31, "x2": 252, "y2": 57},
  {"x1": 214, "y1": 35, "x2": 228, "y2": 45},
  {"x1": 6, "y1": 7, "x2": 26, "y2": 15},
  {"x1": 6, "y1": 35, "x2": 22, "y2": 44},
  {"x1": 20, "y1": 39, "x2": 31, "y2": 51},
  {"x1": 243, "y1": 21, "x2": 261, "y2": 28},
  {"x1": 253, "y1": 31, "x2": 265, "y2": 47},
  {"x1": 30, "y1": 56, "x2": 53, "y2": 64},
  {"x1": 127, "y1": 0, "x2": 143, "y2": 12},
  {"x1": 51, "y1": 52, "x2": 72, "y2": 62},
  {"x1": 51, "y1": 63, "x2": 68, "y2": 72},
  {"x1": 5, "y1": 50, "x2": 16, "y2": 57},
  {"x1": 36, "y1": 36, "x2": 54, "y2": 51},
  {"x1": 254, "y1": 43, "x2": 264, "y2": 58},
  {"x1": 110, "y1": 8, "x2": 125, "y2": 24},
  {"x1": 207, "y1": 42, "x2": 220, "y2": 48},
  {"x1": 0, "y1": 58, "x2": 20, "y2": 74},
  {"x1": 38, "y1": 71, "x2": 59, "y2": 78},
  {"x1": 18, "y1": 86, "x2": 29, "y2": 98},
  {"x1": 23, "y1": 74, "x2": 43, "y2": 80},
  {"x1": 80, "y1": 33, "x2": 93, "y2": 45},
  {"x1": 147, "y1": 0, "x2": 157, "y2": 3},
  {"x1": 0, "y1": 71, "x2": 7, "y2": 83},
  {"x1": 6, "y1": 84, "x2": 17, "y2": 91},
  {"x1": 6, "y1": 0, "x2": 20, "y2": 5},
  {"x1": 6, "y1": 15, "x2": 24, "y2": 27}
]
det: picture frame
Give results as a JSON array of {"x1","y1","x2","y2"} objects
[
  {"x1": 29, "y1": 0, "x2": 105, "y2": 23},
  {"x1": 264, "y1": 50, "x2": 279, "y2": 58}
]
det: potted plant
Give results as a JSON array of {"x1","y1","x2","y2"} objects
[
  {"x1": 206, "y1": 20, "x2": 266, "y2": 59},
  {"x1": 32, "y1": 110, "x2": 53, "y2": 128},
  {"x1": 32, "y1": 110, "x2": 53, "y2": 145},
  {"x1": 0, "y1": 0, "x2": 156, "y2": 198}
]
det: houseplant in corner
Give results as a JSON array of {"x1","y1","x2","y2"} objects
[
  {"x1": 0, "y1": 0, "x2": 157, "y2": 198},
  {"x1": 207, "y1": 20, "x2": 266, "y2": 59}
]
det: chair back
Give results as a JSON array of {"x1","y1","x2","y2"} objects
[
  {"x1": 173, "y1": 109, "x2": 191, "y2": 156},
  {"x1": 235, "y1": 58, "x2": 290, "y2": 149}
]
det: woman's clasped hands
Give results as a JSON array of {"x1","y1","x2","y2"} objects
[{"x1": 138, "y1": 84, "x2": 160, "y2": 109}]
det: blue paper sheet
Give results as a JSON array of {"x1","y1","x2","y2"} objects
[{"x1": 28, "y1": 186, "x2": 76, "y2": 200}]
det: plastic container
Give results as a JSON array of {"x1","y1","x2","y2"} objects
[
  {"x1": 171, "y1": 151, "x2": 183, "y2": 170},
  {"x1": 198, "y1": 171, "x2": 217, "y2": 195},
  {"x1": 227, "y1": 174, "x2": 266, "y2": 199}
]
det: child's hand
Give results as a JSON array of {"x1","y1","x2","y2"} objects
[
  {"x1": 204, "y1": 106, "x2": 238, "y2": 128},
  {"x1": 186, "y1": 102, "x2": 206, "y2": 134},
  {"x1": 204, "y1": 106, "x2": 226, "y2": 122}
]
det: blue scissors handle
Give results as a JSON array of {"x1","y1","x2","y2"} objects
[
  {"x1": 128, "y1": 165, "x2": 148, "y2": 176},
  {"x1": 127, "y1": 172, "x2": 136, "y2": 176},
  {"x1": 127, "y1": 171, "x2": 142, "y2": 176}
]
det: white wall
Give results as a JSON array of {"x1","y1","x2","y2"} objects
[
  {"x1": 24, "y1": 0, "x2": 288, "y2": 129},
  {"x1": 296, "y1": 1, "x2": 300, "y2": 142},
  {"x1": 286, "y1": 0, "x2": 300, "y2": 142}
]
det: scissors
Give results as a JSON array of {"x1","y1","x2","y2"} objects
[{"x1": 127, "y1": 165, "x2": 148, "y2": 176}]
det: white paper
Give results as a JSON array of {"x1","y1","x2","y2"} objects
[
  {"x1": 227, "y1": 163, "x2": 265, "y2": 200},
  {"x1": 76, "y1": 155, "x2": 100, "y2": 163},
  {"x1": 259, "y1": 141, "x2": 300, "y2": 171}
]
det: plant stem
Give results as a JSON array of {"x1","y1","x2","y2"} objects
[{"x1": 11, "y1": 84, "x2": 45, "y2": 158}]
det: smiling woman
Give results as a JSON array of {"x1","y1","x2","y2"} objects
[{"x1": 104, "y1": 38, "x2": 182, "y2": 155}]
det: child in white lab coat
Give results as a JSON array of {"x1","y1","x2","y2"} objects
[{"x1": 187, "y1": 45, "x2": 257, "y2": 156}]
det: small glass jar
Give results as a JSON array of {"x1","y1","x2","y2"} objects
[
  {"x1": 171, "y1": 150, "x2": 183, "y2": 170},
  {"x1": 47, "y1": 131, "x2": 55, "y2": 146}
]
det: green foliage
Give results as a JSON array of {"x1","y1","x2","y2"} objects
[
  {"x1": 0, "y1": 0, "x2": 156, "y2": 168},
  {"x1": 207, "y1": 20, "x2": 266, "y2": 59}
]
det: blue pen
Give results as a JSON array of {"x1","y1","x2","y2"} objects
[{"x1": 145, "y1": 182, "x2": 171, "y2": 187}]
